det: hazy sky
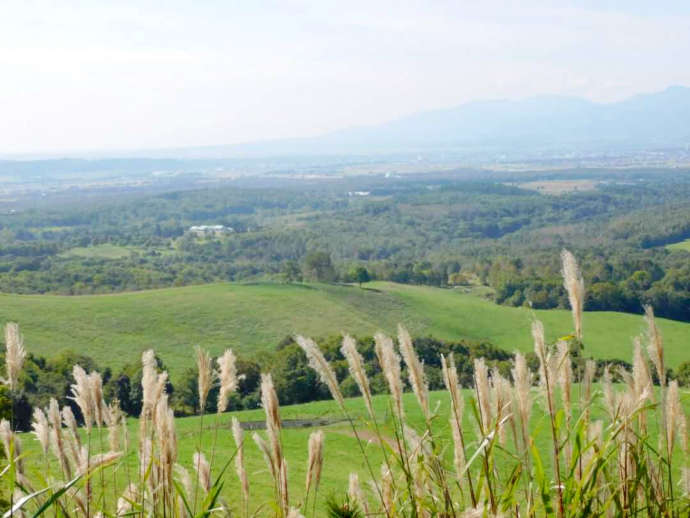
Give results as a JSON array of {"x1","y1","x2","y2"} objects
[{"x1": 3, "y1": 1, "x2": 690, "y2": 155}]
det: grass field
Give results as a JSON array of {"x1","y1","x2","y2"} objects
[
  {"x1": 666, "y1": 238, "x2": 690, "y2": 252},
  {"x1": 1, "y1": 281, "x2": 688, "y2": 380},
  {"x1": 19, "y1": 386, "x2": 690, "y2": 515}
]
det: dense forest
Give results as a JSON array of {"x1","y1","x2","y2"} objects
[{"x1": 3, "y1": 167, "x2": 690, "y2": 321}]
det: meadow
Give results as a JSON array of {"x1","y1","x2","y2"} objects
[
  {"x1": 665, "y1": 238, "x2": 690, "y2": 253},
  {"x1": 0, "y1": 281, "x2": 689, "y2": 380},
  {"x1": 17, "y1": 386, "x2": 690, "y2": 515}
]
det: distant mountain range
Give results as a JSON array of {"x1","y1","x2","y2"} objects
[
  {"x1": 214, "y1": 85, "x2": 690, "y2": 159},
  {"x1": 6, "y1": 86, "x2": 690, "y2": 161}
]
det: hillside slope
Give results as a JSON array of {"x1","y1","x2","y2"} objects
[{"x1": 0, "y1": 281, "x2": 687, "y2": 378}]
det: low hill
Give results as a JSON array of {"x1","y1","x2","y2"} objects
[{"x1": 0, "y1": 281, "x2": 687, "y2": 378}]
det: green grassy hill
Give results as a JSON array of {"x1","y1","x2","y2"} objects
[{"x1": 1, "y1": 281, "x2": 688, "y2": 379}]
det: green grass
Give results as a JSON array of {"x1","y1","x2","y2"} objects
[
  {"x1": 666, "y1": 238, "x2": 690, "y2": 252},
  {"x1": 19, "y1": 386, "x2": 690, "y2": 515},
  {"x1": 0, "y1": 281, "x2": 688, "y2": 380},
  {"x1": 59, "y1": 243, "x2": 136, "y2": 260}
]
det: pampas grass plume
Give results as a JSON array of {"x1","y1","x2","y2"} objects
[
  {"x1": 216, "y1": 348, "x2": 238, "y2": 414},
  {"x1": 398, "y1": 324, "x2": 429, "y2": 419},
  {"x1": 295, "y1": 335, "x2": 345, "y2": 409},
  {"x1": 3, "y1": 322, "x2": 26, "y2": 392}
]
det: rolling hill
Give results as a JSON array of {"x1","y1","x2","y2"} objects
[{"x1": 0, "y1": 281, "x2": 688, "y2": 379}]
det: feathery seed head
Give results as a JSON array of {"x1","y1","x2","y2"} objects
[
  {"x1": 398, "y1": 324, "x2": 429, "y2": 419},
  {"x1": 193, "y1": 451, "x2": 211, "y2": 493},
  {"x1": 232, "y1": 417, "x2": 249, "y2": 504},
  {"x1": 511, "y1": 352, "x2": 532, "y2": 437},
  {"x1": 3, "y1": 323, "x2": 26, "y2": 391},
  {"x1": 295, "y1": 335, "x2": 344, "y2": 409},
  {"x1": 341, "y1": 334, "x2": 374, "y2": 419},
  {"x1": 644, "y1": 305, "x2": 665, "y2": 387},
  {"x1": 374, "y1": 332, "x2": 404, "y2": 419},
  {"x1": 561, "y1": 249, "x2": 585, "y2": 341},
  {"x1": 195, "y1": 346, "x2": 213, "y2": 413},
  {"x1": 473, "y1": 357, "x2": 492, "y2": 430},
  {"x1": 305, "y1": 430, "x2": 324, "y2": 494},
  {"x1": 70, "y1": 365, "x2": 94, "y2": 431},
  {"x1": 31, "y1": 407, "x2": 50, "y2": 455},
  {"x1": 216, "y1": 348, "x2": 238, "y2": 414}
]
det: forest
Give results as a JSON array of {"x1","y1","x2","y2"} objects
[{"x1": 3, "y1": 167, "x2": 690, "y2": 321}]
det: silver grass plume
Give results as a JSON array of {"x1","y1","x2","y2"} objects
[
  {"x1": 232, "y1": 417, "x2": 249, "y2": 507},
  {"x1": 89, "y1": 371, "x2": 106, "y2": 428},
  {"x1": 261, "y1": 373, "x2": 282, "y2": 463},
  {"x1": 556, "y1": 341, "x2": 573, "y2": 418},
  {"x1": 374, "y1": 332, "x2": 404, "y2": 419},
  {"x1": 3, "y1": 323, "x2": 26, "y2": 391},
  {"x1": 141, "y1": 349, "x2": 158, "y2": 419},
  {"x1": 491, "y1": 369, "x2": 513, "y2": 444},
  {"x1": 581, "y1": 359, "x2": 596, "y2": 424},
  {"x1": 216, "y1": 348, "x2": 238, "y2": 414},
  {"x1": 511, "y1": 352, "x2": 532, "y2": 454},
  {"x1": 48, "y1": 398, "x2": 70, "y2": 478},
  {"x1": 31, "y1": 407, "x2": 50, "y2": 455},
  {"x1": 1, "y1": 419, "x2": 25, "y2": 475},
  {"x1": 62, "y1": 405, "x2": 81, "y2": 466},
  {"x1": 253, "y1": 432, "x2": 278, "y2": 482},
  {"x1": 295, "y1": 335, "x2": 345, "y2": 409},
  {"x1": 643, "y1": 305, "x2": 665, "y2": 388},
  {"x1": 473, "y1": 357, "x2": 492, "y2": 431},
  {"x1": 116, "y1": 484, "x2": 137, "y2": 517},
  {"x1": 632, "y1": 337, "x2": 653, "y2": 403},
  {"x1": 561, "y1": 249, "x2": 585, "y2": 341},
  {"x1": 556, "y1": 341, "x2": 573, "y2": 465},
  {"x1": 380, "y1": 464, "x2": 394, "y2": 514},
  {"x1": 348, "y1": 472, "x2": 369, "y2": 516},
  {"x1": 174, "y1": 465, "x2": 193, "y2": 517},
  {"x1": 665, "y1": 380, "x2": 682, "y2": 454},
  {"x1": 195, "y1": 346, "x2": 213, "y2": 413},
  {"x1": 193, "y1": 451, "x2": 211, "y2": 493},
  {"x1": 156, "y1": 394, "x2": 177, "y2": 490},
  {"x1": 70, "y1": 365, "x2": 94, "y2": 431},
  {"x1": 78, "y1": 449, "x2": 123, "y2": 476},
  {"x1": 340, "y1": 334, "x2": 374, "y2": 419},
  {"x1": 533, "y1": 320, "x2": 557, "y2": 410},
  {"x1": 305, "y1": 430, "x2": 324, "y2": 495},
  {"x1": 398, "y1": 324, "x2": 430, "y2": 420},
  {"x1": 442, "y1": 354, "x2": 466, "y2": 475},
  {"x1": 260, "y1": 373, "x2": 288, "y2": 514},
  {"x1": 287, "y1": 508, "x2": 305, "y2": 518},
  {"x1": 106, "y1": 400, "x2": 124, "y2": 452}
]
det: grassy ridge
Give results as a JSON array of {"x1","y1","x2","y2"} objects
[{"x1": 1, "y1": 281, "x2": 688, "y2": 379}]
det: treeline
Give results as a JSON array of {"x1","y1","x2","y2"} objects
[{"x1": 3, "y1": 332, "x2": 688, "y2": 432}]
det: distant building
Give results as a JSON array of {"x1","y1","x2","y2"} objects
[
  {"x1": 189, "y1": 224, "x2": 234, "y2": 237},
  {"x1": 347, "y1": 191, "x2": 371, "y2": 197}
]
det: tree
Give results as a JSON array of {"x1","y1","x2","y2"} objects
[
  {"x1": 282, "y1": 260, "x2": 302, "y2": 283},
  {"x1": 676, "y1": 361, "x2": 690, "y2": 387},
  {"x1": 302, "y1": 251, "x2": 336, "y2": 282},
  {"x1": 351, "y1": 266, "x2": 370, "y2": 287}
]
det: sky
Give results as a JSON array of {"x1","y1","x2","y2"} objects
[{"x1": 2, "y1": 1, "x2": 690, "y2": 155}]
